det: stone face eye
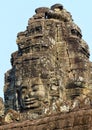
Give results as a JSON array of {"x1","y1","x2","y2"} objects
[
  {"x1": 31, "y1": 84, "x2": 39, "y2": 91},
  {"x1": 21, "y1": 89, "x2": 26, "y2": 94},
  {"x1": 21, "y1": 86, "x2": 27, "y2": 94}
]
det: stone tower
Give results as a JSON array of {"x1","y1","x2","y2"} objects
[{"x1": 4, "y1": 4, "x2": 92, "y2": 120}]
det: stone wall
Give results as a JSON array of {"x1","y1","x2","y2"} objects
[
  {"x1": 2, "y1": 3, "x2": 92, "y2": 130},
  {"x1": 3, "y1": 4, "x2": 92, "y2": 119},
  {"x1": 0, "y1": 108, "x2": 92, "y2": 130}
]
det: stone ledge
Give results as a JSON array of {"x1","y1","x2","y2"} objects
[{"x1": 0, "y1": 108, "x2": 92, "y2": 130}]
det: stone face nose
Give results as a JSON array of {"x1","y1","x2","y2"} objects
[{"x1": 24, "y1": 94, "x2": 29, "y2": 99}]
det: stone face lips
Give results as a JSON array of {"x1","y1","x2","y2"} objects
[{"x1": 4, "y1": 3, "x2": 92, "y2": 120}]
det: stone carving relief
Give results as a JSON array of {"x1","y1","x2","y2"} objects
[
  {"x1": 19, "y1": 77, "x2": 47, "y2": 111},
  {"x1": 3, "y1": 3, "x2": 92, "y2": 121}
]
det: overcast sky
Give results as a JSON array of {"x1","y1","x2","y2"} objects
[{"x1": 0, "y1": 0, "x2": 92, "y2": 99}]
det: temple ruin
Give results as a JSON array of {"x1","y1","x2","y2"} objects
[{"x1": 0, "y1": 3, "x2": 92, "y2": 129}]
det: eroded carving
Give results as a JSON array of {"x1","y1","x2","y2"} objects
[
  {"x1": 19, "y1": 77, "x2": 47, "y2": 111},
  {"x1": 3, "y1": 3, "x2": 92, "y2": 121}
]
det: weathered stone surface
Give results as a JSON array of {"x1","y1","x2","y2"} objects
[
  {"x1": 0, "y1": 97, "x2": 4, "y2": 116},
  {"x1": 0, "y1": 108, "x2": 92, "y2": 130},
  {"x1": 2, "y1": 3, "x2": 92, "y2": 129}
]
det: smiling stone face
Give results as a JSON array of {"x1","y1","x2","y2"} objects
[
  {"x1": 4, "y1": 3, "x2": 92, "y2": 120},
  {"x1": 19, "y1": 77, "x2": 46, "y2": 110}
]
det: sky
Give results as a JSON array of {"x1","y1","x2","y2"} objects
[{"x1": 0, "y1": 0, "x2": 92, "y2": 99}]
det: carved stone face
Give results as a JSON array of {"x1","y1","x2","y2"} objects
[{"x1": 19, "y1": 77, "x2": 46, "y2": 110}]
